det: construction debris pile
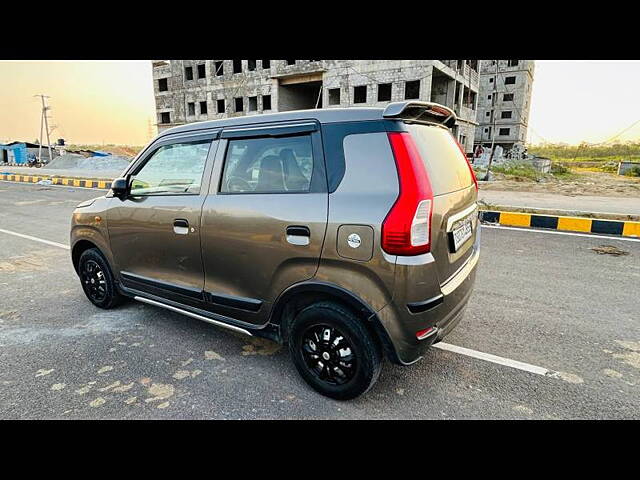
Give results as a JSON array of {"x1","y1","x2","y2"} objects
[
  {"x1": 473, "y1": 144, "x2": 552, "y2": 173},
  {"x1": 46, "y1": 153, "x2": 131, "y2": 172}
]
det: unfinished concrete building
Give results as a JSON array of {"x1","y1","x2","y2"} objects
[
  {"x1": 475, "y1": 60, "x2": 535, "y2": 152},
  {"x1": 152, "y1": 60, "x2": 481, "y2": 153}
]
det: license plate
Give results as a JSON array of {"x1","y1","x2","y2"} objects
[{"x1": 451, "y1": 217, "x2": 473, "y2": 252}]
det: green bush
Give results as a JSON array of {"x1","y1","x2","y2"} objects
[
  {"x1": 529, "y1": 142, "x2": 640, "y2": 162},
  {"x1": 550, "y1": 163, "x2": 569, "y2": 174},
  {"x1": 492, "y1": 163, "x2": 542, "y2": 181}
]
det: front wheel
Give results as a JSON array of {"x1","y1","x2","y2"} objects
[
  {"x1": 288, "y1": 301, "x2": 382, "y2": 400},
  {"x1": 78, "y1": 248, "x2": 124, "y2": 309}
]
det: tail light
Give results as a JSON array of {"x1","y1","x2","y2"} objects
[
  {"x1": 454, "y1": 135, "x2": 478, "y2": 192},
  {"x1": 382, "y1": 132, "x2": 434, "y2": 256}
]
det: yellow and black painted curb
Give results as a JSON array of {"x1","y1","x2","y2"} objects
[
  {"x1": 480, "y1": 210, "x2": 640, "y2": 238},
  {"x1": 0, "y1": 173, "x2": 111, "y2": 189},
  {"x1": 3, "y1": 172, "x2": 639, "y2": 238}
]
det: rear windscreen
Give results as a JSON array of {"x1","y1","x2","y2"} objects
[{"x1": 406, "y1": 124, "x2": 473, "y2": 195}]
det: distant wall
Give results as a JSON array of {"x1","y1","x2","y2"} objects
[{"x1": 618, "y1": 161, "x2": 640, "y2": 175}]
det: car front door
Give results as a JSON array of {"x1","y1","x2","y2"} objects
[
  {"x1": 200, "y1": 122, "x2": 328, "y2": 326},
  {"x1": 106, "y1": 132, "x2": 218, "y2": 301}
]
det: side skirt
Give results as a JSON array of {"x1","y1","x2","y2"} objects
[
  {"x1": 134, "y1": 296, "x2": 254, "y2": 336},
  {"x1": 117, "y1": 283, "x2": 281, "y2": 343}
]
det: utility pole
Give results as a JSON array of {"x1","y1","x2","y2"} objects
[
  {"x1": 483, "y1": 60, "x2": 499, "y2": 181},
  {"x1": 34, "y1": 94, "x2": 53, "y2": 162}
]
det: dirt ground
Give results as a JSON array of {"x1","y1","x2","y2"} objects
[
  {"x1": 480, "y1": 170, "x2": 640, "y2": 198},
  {"x1": 66, "y1": 145, "x2": 142, "y2": 157}
]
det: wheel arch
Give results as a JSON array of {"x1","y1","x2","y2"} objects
[
  {"x1": 71, "y1": 239, "x2": 97, "y2": 272},
  {"x1": 71, "y1": 239, "x2": 114, "y2": 276},
  {"x1": 269, "y1": 281, "x2": 399, "y2": 363}
]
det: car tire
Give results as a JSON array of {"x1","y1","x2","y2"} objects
[
  {"x1": 288, "y1": 301, "x2": 382, "y2": 400},
  {"x1": 78, "y1": 248, "x2": 124, "y2": 309}
]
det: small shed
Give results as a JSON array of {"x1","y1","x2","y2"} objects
[
  {"x1": 0, "y1": 142, "x2": 29, "y2": 165},
  {"x1": 0, "y1": 141, "x2": 57, "y2": 165}
]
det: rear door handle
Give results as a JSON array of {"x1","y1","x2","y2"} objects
[
  {"x1": 286, "y1": 225, "x2": 310, "y2": 246},
  {"x1": 174, "y1": 218, "x2": 190, "y2": 235}
]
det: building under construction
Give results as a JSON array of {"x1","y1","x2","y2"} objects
[
  {"x1": 475, "y1": 60, "x2": 535, "y2": 152},
  {"x1": 152, "y1": 60, "x2": 481, "y2": 153}
]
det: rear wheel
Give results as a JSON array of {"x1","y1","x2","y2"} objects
[
  {"x1": 288, "y1": 301, "x2": 382, "y2": 400},
  {"x1": 78, "y1": 248, "x2": 124, "y2": 309}
]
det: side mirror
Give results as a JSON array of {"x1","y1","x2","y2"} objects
[{"x1": 111, "y1": 177, "x2": 129, "y2": 199}]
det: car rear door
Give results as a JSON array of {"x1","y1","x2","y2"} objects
[
  {"x1": 200, "y1": 121, "x2": 328, "y2": 326},
  {"x1": 405, "y1": 123, "x2": 478, "y2": 284}
]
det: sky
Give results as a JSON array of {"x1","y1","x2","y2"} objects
[
  {"x1": 0, "y1": 61, "x2": 156, "y2": 146},
  {"x1": 0, "y1": 60, "x2": 639, "y2": 146},
  {"x1": 528, "y1": 60, "x2": 640, "y2": 145}
]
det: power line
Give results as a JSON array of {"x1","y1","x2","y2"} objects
[{"x1": 595, "y1": 118, "x2": 640, "y2": 145}]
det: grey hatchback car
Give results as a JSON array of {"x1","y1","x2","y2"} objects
[{"x1": 70, "y1": 101, "x2": 480, "y2": 399}]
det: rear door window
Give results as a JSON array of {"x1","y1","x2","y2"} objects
[
  {"x1": 220, "y1": 135, "x2": 313, "y2": 193},
  {"x1": 406, "y1": 124, "x2": 473, "y2": 195}
]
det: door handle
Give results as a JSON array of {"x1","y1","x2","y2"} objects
[
  {"x1": 286, "y1": 226, "x2": 310, "y2": 246},
  {"x1": 174, "y1": 218, "x2": 190, "y2": 235}
]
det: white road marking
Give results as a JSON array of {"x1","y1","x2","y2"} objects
[
  {"x1": 433, "y1": 342, "x2": 557, "y2": 377},
  {"x1": 0, "y1": 228, "x2": 69, "y2": 250},
  {"x1": 482, "y1": 224, "x2": 640, "y2": 242}
]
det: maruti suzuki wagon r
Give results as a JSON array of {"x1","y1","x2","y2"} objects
[{"x1": 70, "y1": 101, "x2": 480, "y2": 399}]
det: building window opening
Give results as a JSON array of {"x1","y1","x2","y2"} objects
[
  {"x1": 405, "y1": 80, "x2": 420, "y2": 100},
  {"x1": 328, "y1": 88, "x2": 341, "y2": 105},
  {"x1": 378, "y1": 83, "x2": 392, "y2": 102},
  {"x1": 353, "y1": 85, "x2": 367, "y2": 103},
  {"x1": 248, "y1": 96, "x2": 258, "y2": 111},
  {"x1": 262, "y1": 95, "x2": 272, "y2": 110}
]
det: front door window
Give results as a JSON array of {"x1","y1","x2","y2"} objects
[{"x1": 130, "y1": 140, "x2": 211, "y2": 195}]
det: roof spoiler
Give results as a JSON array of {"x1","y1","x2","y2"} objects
[{"x1": 382, "y1": 101, "x2": 457, "y2": 128}]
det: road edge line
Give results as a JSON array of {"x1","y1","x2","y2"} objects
[{"x1": 0, "y1": 228, "x2": 70, "y2": 250}]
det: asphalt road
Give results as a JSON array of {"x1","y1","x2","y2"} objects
[{"x1": 1, "y1": 181, "x2": 639, "y2": 419}]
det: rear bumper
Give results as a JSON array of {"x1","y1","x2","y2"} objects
[{"x1": 377, "y1": 232, "x2": 480, "y2": 365}]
